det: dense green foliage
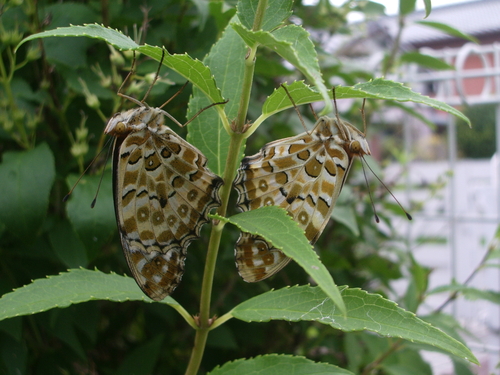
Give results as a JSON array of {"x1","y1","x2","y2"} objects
[
  {"x1": 0, "y1": 0, "x2": 491, "y2": 374},
  {"x1": 457, "y1": 104, "x2": 496, "y2": 158}
]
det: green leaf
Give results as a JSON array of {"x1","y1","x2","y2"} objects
[
  {"x1": 452, "y1": 358, "x2": 475, "y2": 375},
  {"x1": 0, "y1": 269, "x2": 179, "y2": 322},
  {"x1": 65, "y1": 174, "x2": 115, "y2": 258},
  {"x1": 421, "y1": 313, "x2": 470, "y2": 346},
  {"x1": 0, "y1": 143, "x2": 55, "y2": 242},
  {"x1": 399, "y1": 0, "x2": 416, "y2": 15},
  {"x1": 231, "y1": 23, "x2": 331, "y2": 113},
  {"x1": 385, "y1": 100, "x2": 437, "y2": 129},
  {"x1": 255, "y1": 80, "x2": 470, "y2": 130},
  {"x1": 187, "y1": 18, "x2": 245, "y2": 175},
  {"x1": 138, "y1": 45, "x2": 224, "y2": 105},
  {"x1": 230, "y1": 285, "x2": 478, "y2": 364},
  {"x1": 381, "y1": 348, "x2": 432, "y2": 375},
  {"x1": 17, "y1": 24, "x2": 138, "y2": 52},
  {"x1": 423, "y1": 0, "x2": 432, "y2": 18},
  {"x1": 116, "y1": 334, "x2": 164, "y2": 375},
  {"x1": 217, "y1": 206, "x2": 346, "y2": 314},
  {"x1": 331, "y1": 204, "x2": 360, "y2": 237},
  {"x1": 17, "y1": 25, "x2": 224, "y2": 105},
  {"x1": 48, "y1": 220, "x2": 89, "y2": 268},
  {"x1": 208, "y1": 354, "x2": 354, "y2": 375},
  {"x1": 237, "y1": 0, "x2": 293, "y2": 32},
  {"x1": 0, "y1": 335, "x2": 27, "y2": 375},
  {"x1": 415, "y1": 21, "x2": 479, "y2": 44},
  {"x1": 40, "y1": 3, "x2": 99, "y2": 67},
  {"x1": 429, "y1": 284, "x2": 500, "y2": 304},
  {"x1": 400, "y1": 52, "x2": 455, "y2": 70},
  {"x1": 49, "y1": 307, "x2": 86, "y2": 359}
]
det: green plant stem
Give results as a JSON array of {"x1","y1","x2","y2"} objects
[
  {"x1": 252, "y1": 0, "x2": 267, "y2": 31},
  {"x1": 434, "y1": 240, "x2": 496, "y2": 313},
  {"x1": 233, "y1": 0, "x2": 265, "y2": 133},
  {"x1": 184, "y1": 133, "x2": 245, "y2": 375},
  {"x1": 234, "y1": 45, "x2": 258, "y2": 133},
  {"x1": 185, "y1": 2, "x2": 267, "y2": 372},
  {"x1": 383, "y1": 14, "x2": 405, "y2": 76}
]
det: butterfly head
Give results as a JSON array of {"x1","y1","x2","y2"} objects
[
  {"x1": 105, "y1": 107, "x2": 164, "y2": 136},
  {"x1": 349, "y1": 135, "x2": 371, "y2": 156},
  {"x1": 336, "y1": 119, "x2": 371, "y2": 157}
]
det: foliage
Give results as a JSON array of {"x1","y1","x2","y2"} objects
[
  {"x1": 456, "y1": 104, "x2": 496, "y2": 158},
  {"x1": 0, "y1": 0, "x2": 488, "y2": 374}
]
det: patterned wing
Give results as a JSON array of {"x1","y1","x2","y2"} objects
[
  {"x1": 111, "y1": 114, "x2": 223, "y2": 300},
  {"x1": 234, "y1": 116, "x2": 370, "y2": 282}
]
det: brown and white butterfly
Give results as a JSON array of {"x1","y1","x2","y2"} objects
[
  {"x1": 105, "y1": 56, "x2": 223, "y2": 300},
  {"x1": 233, "y1": 114, "x2": 371, "y2": 282}
]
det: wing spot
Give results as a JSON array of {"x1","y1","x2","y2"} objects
[{"x1": 187, "y1": 189, "x2": 198, "y2": 202}]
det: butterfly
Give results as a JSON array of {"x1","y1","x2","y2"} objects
[
  {"x1": 104, "y1": 57, "x2": 224, "y2": 300},
  {"x1": 233, "y1": 114, "x2": 371, "y2": 282}
]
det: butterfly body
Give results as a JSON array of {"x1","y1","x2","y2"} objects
[
  {"x1": 234, "y1": 116, "x2": 370, "y2": 282},
  {"x1": 106, "y1": 104, "x2": 223, "y2": 300}
]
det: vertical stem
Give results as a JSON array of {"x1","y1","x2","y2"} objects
[
  {"x1": 383, "y1": 13, "x2": 405, "y2": 76},
  {"x1": 184, "y1": 135, "x2": 245, "y2": 375},
  {"x1": 185, "y1": 1, "x2": 268, "y2": 372}
]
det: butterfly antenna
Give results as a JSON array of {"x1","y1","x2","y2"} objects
[
  {"x1": 183, "y1": 99, "x2": 229, "y2": 127},
  {"x1": 332, "y1": 87, "x2": 349, "y2": 140},
  {"x1": 117, "y1": 50, "x2": 136, "y2": 97},
  {"x1": 159, "y1": 81, "x2": 189, "y2": 110},
  {"x1": 359, "y1": 158, "x2": 380, "y2": 223},
  {"x1": 281, "y1": 83, "x2": 309, "y2": 134},
  {"x1": 141, "y1": 48, "x2": 166, "y2": 104},
  {"x1": 63, "y1": 137, "x2": 113, "y2": 204},
  {"x1": 361, "y1": 155, "x2": 412, "y2": 221},
  {"x1": 90, "y1": 138, "x2": 114, "y2": 208},
  {"x1": 308, "y1": 103, "x2": 319, "y2": 120}
]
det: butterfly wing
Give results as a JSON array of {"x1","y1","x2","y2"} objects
[
  {"x1": 113, "y1": 127, "x2": 223, "y2": 300},
  {"x1": 234, "y1": 124, "x2": 351, "y2": 282}
]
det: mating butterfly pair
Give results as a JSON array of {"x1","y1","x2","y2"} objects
[{"x1": 105, "y1": 64, "x2": 369, "y2": 299}]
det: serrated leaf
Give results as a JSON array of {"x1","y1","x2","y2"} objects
[
  {"x1": 187, "y1": 19, "x2": 245, "y2": 175},
  {"x1": 236, "y1": 0, "x2": 293, "y2": 31},
  {"x1": 138, "y1": 45, "x2": 224, "y2": 105},
  {"x1": 230, "y1": 285, "x2": 478, "y2": 364},
  {"x1": 400, "y1": 52, "x2": 454, "y2": 71},
  {"x1": 231, "y1": 23, "x2": 331, "y2": 113},
  {"x1": 0, "y1": 269, "x2": 179, "y2": 322},
  {"x1": 18, "y1": 25, "x2": 224, "y2": 105},
  {"x1": 0, "y1": 143, "x2": 55, "y2": 242},
  {"x1": 17, "y1": 24, "x2": 138, "y2": 52},
  {"x1": 237, "y1": 0, "x2": 293, "y2": 32},
  {"x1": 415, "y1": 21, "x2": 479, "y2": 44},
  {"x1": 255, "y1": 80, "x2": 470, "y2": 131},
  {"x1": 216, "y1": 206, "x2": 346, "y2": 314},
  {"x1": 208, "y1": 354, "x2": 353, "y2": 375}
]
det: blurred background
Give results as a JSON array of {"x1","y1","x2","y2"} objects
[{"x1": 0, "y1": 0, "x2": 499, "y2": 374}]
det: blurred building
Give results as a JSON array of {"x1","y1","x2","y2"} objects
[{"x1": 332, "y1": 1, "x2": 500, "y2": 373}]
